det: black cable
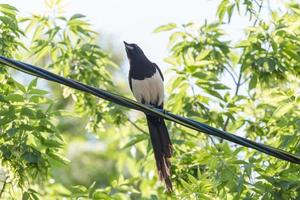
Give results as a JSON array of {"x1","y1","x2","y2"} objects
[{"x1": 0, "y1": 55, "x2": 299, "y2": 164}]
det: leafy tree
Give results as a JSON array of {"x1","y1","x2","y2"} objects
[
  {"x1": 0, "y1": 0, "x2": 300, "y2": 199},
  {"x1": 153, "y1": 0, "x2": 300, "y2": 199}
]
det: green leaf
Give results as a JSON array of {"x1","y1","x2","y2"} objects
[
  {"x1": 216, "y1": 0, "x2": 228, "y2": 22},
  {"x1": 196, "y1": 49, "x2": 211, "y2": 61},
  {"x1": 235, "y1": 40, "x2": 251, "y2": 48},
  {"x1": 33, "y1": 45, "x2": 51, "y2": 62},
  {"x1": 164, "y1": 57, "x2": 179, "y2": 66},
  {"x1": 36, "y1": 110, "x2": 46, "y2": 118},
  {"x1": 28, "y1": 89, "x2": 48, "y2": 95},
  {"x1": 12, "y1": 79, "x2": 26, "y2": 93},
  {"x1": 153, "y1": 23, "x2": 177, "y2": 33},
  {"x1": 41, "y1": 138, "x2": 63, "y2": 148},
  {"x1": 212, "y1": 83, "x2": 230, "y2": 90},
  {"x1": 168, "y1": 32, "x2": 183, "y2": 47},
  {"x1": 0, "y1": 16, "x2": 17, "y2": 29},
  {"x1": 180, "y1": 178, "x2": 192, "y2": 191},
  {"x1": 0, "y1": 4, "x2": 18, "y2": 16},
  {"x1": 171, "y1": 76, "x2": 185, "y2": 90},
  {"x1": 0, "y1": 94, "x2": 9, "y2": 103},
  {"x1": 0, "y1": 146, "x2": 11, "y2": 159},
  {"x1": 204, "y1": 88, "x2": 223, "y2": 100},
  {"x1": 22, "y1": 152, "x2": 40, "y2": 164},
  {"x1": 7, "y1": 128, "x2": 18, "y2": 137},
  {"x1": 273, "y1": 103, "x2": 294, "y2": 118},
  {"x1": 32, "y1": 25, "x2": 44, "y2": 41},
  {"x1": 249, "y1": 75, "x2": 257, "y2": 90},
  {"x1": 70, "y1": 13, "x2": 86, "y2": 20},
  {"x1": 227, "y1": 3, "x2": 235, "y2": 23},
  {"x1": 28, "y1": 190, "x2": 39, "y2": 200},
  {"x1": 187, "y1": 174, "x2": 198, "y2": 184},
  {"x1": 0, "y1": 115, "x2": 17, "y2": 126},
  {"x1": 6, "y1": 94, "x2": 24, "y2": 102},
  {"x1": 70, "y1": 185, "x2": 87, "y2": 194},
  {"x1": 291, "y1": 7, "x2": 300, "y2": 15},
  {"x1": 193, "y1": 71, "x2": 210, "y2": 79},
  {"x1": 195, "y1": 60, "x2": 214, "y2": 66},
  {"x1": 47, "y1": 151, "x2": 70, "y2": 164},
  {"x1": 20, "y1": 107, "x2": 36, "y2": 119},
  {"x1": 28, "y1": 78, "x2": 38, "y2": 90},
  {"x1": 29, "y1": 96, "x2": 46, "y2": 103},
  {"x1": 22, "y1": 192, "x2": 30, "y2": 200},
  {"x1": 122, "y1": 134, "x2": 148, "y2": 149},
  {"x1": 93, "y1": 190, "x2": 111, "y2": 199}
]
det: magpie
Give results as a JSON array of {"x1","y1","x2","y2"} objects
[{"x1": 124, "y1": 41, "x2": 173, "y2": 192}]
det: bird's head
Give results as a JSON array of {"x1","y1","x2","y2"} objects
[{"x1": 124, "y1": 41, "x2": 145, "y2": 61}]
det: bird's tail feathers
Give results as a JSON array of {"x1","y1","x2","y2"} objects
[{"x1": 146, "y1": 115, "x2": 173, "y2": 192}]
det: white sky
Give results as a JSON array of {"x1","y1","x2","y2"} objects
[{"x1": 4, "y1": 0, "x2": 252, "y2": 68}]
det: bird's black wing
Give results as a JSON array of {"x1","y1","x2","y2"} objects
[
  {"x1": 128, "y1": 72, "x2": 133, "y2": 92},
  {"x1": 153, "y1": 63, "x2": 164, "y2": 81}
]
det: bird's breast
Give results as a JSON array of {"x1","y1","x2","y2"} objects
[{"x1": 131, "y1": 70, "x2": 164, "y2": 106}]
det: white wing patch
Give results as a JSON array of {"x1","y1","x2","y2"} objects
[{"x1": 131, "y1": 70, "x2": 164, "y2": 106}]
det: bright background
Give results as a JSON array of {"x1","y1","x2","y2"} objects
[
  {"x1": 4, "y1": 0, "x2": 258, "y2": 68},
  {"x1": 0, "y1": 1, "x2": 297, "y2": 198}
]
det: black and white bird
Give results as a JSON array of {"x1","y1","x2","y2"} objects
[{"x1": 124, "y1": 41, "x2": 173, "y2": 192}]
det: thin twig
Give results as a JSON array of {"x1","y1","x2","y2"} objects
[
  {"x1": 240, "y1": 76, "x2": 250, "y2": 86},
  {"x1": 253, "y1": 0, "x2": 260, "y2": 7},
  {"x1": 0, "y1": 176, "x2": 9, "y2": 198},
  {"x1": 221, "y1": 0, "x2": 264, "y2": 135},
  {"x1": 208, "y1": 135, "x2": 218, "y2": 148},
  {"x1": 253, "y1": 1, "x2": 263, "y2": 27},
  {"x1": 222, "y1": 67, "x2": 242, "y2": 134},
  {"x1": 224, "y1": 66, "x2": 237, "y2": 85},
  {"x1": 226, "y1": 63, "x2": 238, "y2": 77},
  {"x1": 127, "y1": 117, "x2": 148, "y2": 135}
]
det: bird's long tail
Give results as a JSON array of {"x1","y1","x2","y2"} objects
[{"x1": 146, "y1": 115, "x2": 173, "y2": 192}]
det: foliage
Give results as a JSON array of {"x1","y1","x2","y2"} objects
[
  {"x1": 0, "y1": 0, "x2": 300, "y2": 199},
  {"x1": 22, "y1": 1, "x2": 125, "y2": 132},
  {"x1": 154, "y1": 0, "x2": 300, "y2": 199},
  {"x1": 0, "y1": 4, "x2": 67, "y2": 198}
]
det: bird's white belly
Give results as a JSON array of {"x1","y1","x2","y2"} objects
[{"x1": 131, "y1": 70, "x2": 164, "y2": 106}]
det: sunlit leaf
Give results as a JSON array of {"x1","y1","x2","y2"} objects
[
  {"x1": 122, "y1": 134, "x2": 148, "y2": 149},
  {"x1": 273, "y1": 103, "x2": 294, "y2": 118},
  {"x1": 153, "y1": 23, "x2": 177, "y2": 33}
]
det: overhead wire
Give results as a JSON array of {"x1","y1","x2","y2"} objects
[{"x1": 0, "y1": 55, "x2": 299, "y2": 164}]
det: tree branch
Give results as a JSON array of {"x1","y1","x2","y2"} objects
[
  {"x1": 224, "y1": 66, "x2": 237, "y2": 85},
  {"x1": 221, "y1": 0, "x2": 264, "y2": 135},
  {"x1": 0, "y1": 176, "x2": 8, "y2": 198},
  {"x1": 127, "y1": 117, "x2": 148, "y2": 135}
]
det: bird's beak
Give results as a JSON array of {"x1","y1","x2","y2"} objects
[{"x1": 124, "y1": 41, "x2": 134, "y2": 50}]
